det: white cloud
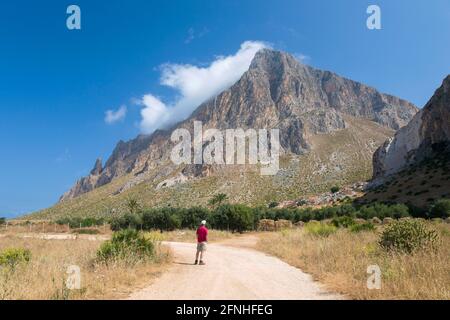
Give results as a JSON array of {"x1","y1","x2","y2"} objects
[
  {"x1": 139, "y1": 41, "x2": 269, "y2": 134},
  {"x1": 140, "y1": 95, "x2": 171, "y2": 131},
  {"x1": 105, "y1": 105, "x2": 127, "y2": 124}
]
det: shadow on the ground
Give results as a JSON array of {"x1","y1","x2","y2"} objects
[{"x1": 174, "y1": 261, "x2": 196, "y2": 266}]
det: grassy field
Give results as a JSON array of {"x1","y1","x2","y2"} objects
[
  {"x1": 0, "y1": 234, "x2": 170, "y2": 300},
  {"x1": 257, "y1": 221, "x2": 450, "y2": 299}
]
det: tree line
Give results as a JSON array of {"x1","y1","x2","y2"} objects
[{"x1": 108, "y1": 199, "x2": 450, "y2": 232}]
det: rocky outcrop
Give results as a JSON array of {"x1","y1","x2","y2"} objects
[
  {"x1": 90, "y1": 158, "x2": 103, "y2": 175},
  {"x1": 373, "y1": 75, "x2": 450, "y2": 179},
  {"x1": 59, "y1": 159, "x2": 104, "y2": 201},
  {"x1": 60, "y1": 49, "x2": 418, "y2": 202}
]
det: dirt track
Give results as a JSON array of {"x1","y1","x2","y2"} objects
[{"x1": 128, "y1": 241, "x2": 342, "y2": 300}]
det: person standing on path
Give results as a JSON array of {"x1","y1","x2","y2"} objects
[{"x1": 195, "y1": 220, "x2": 208, "y2": 265}]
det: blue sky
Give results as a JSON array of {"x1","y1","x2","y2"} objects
[{"x1": 0, "y1": 0, "x2": 449, "y2": 217}]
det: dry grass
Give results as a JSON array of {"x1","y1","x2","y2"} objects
[
  {"x1": 257, "y1": 222, "x2": 450, "y2": 299},
  {"x1": 0, "y1": 234, "x2": 170, "y2": 300},
  {"x1": 0, "y1": 222, "x2": 112, "y2": 236}
]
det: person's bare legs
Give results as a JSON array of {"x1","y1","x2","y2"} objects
[
  {"x1": 195, "y1": 250, "x2": 200, "y2": 264},
  {"x1": 195, "y1": 243, "x2": 206, "y2": 265},
  {"x1": 199, "y1": 248, "x2": 206, "y2": 265}
]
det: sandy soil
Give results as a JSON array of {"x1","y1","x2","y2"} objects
[{"x1": 128, "y1": 240, "x2": 343, "y2": 300}]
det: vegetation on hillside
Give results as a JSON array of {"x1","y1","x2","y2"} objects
[{"x1": 362, "y1": 147, "x2": 450, "y2": 208}]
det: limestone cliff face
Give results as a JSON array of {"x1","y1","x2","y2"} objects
[
  {"x1": 373, "y1": 75, "x2": 450, "y2": 179},
  {"x1": 60, "y1": 49, "x2": 418, "y2": 202},
  {"x1": 59, "y1": 158, "x2": 103, "y2": 201}
]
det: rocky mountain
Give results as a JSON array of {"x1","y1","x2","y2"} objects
[
  {"x1": 373, "y1": 75, "x2": 450, "y2": 180},
  {"x1": 59, "y1": 49, "x2": 417, "y2": 204}
]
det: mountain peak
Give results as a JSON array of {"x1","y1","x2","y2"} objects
[
  {"x1": 59, "y1": 49, "x2": 419, "y2": 202},
  {"x1": 249, "y1": 48, "x2": 302, "y2": 72}
]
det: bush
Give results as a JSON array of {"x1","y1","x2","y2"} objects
[
  {"x1": 379, "y1": 219, "x2": 439, "y2": 253},
  {"x1": 110, "y1": 213, "x2": 142, "y2": 231},
  {"x1": 406, "y1": 202, "x2": 427, "y2": 218},
  {"x1": 144, "y1": 208, "x2": 182, "y2": 232},
  {"x1": 349, "y1": 222, "x2": 375, "y2": 233},
  {"x1": 357, "y1": 203, "x2": 410, "y2": 219},
  {"x1": 0, "y1": 248, "x2": 31, "y2": 269},
  {"x1": 305, "y1": 222, "x2": 337, "y2": 237},
  {"x1": 212, "y1": 204, "x2": 254, "y2": 232},
  {"x1": 268, "y1": 201, "x2": 279, "y2": 208},
  {"x1": 0, "y1": 217, "x2": 5, "y2": 225},
  {"x1": 330, "y1": 186, "x2": 340, "y2": 194},
  {"x1": 429, "y1": 199, "x2": 450, "y2": 219},
  {"x1": 331, "y1": 216, "x2": 355, "y2": 228},
  {"x1": 97, "y1": 229, "x2": 155, "y2": 264},
  {"x1": 181, "y1": 207, "x2": 211, "y2": 229}
]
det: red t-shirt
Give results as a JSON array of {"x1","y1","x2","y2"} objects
[{"x1": 196, "y1": 225, "x2": 208, "y2": 243}]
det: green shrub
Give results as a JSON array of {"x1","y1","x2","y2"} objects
[
  {"x1": 148, "y1": 208, "x2": 182, "y2": 232},
  {"x1": 97, "y1": 229, "x2": 155, "y2": 264},
  {"x1": 268, "y1": 201, "x2": 279, "y2": 208},
  {"x1": 357, "y1": 203, "x2": 410, "y2": 219},
  {"x1": 0, "y1": 248, "x2": 31, "y2": 269},
  {"x1": 379, "y1": 219, "x2": 439, "y2": 253},
  {"x1": 429, "y1": 199, "x2": 450, "y2": 219},
  {"x1": 330, "y1": 186, "x2": 340, "y2": 194},
  {"x1": 331, "y1": 216, "x2": 355, "y2": 228},
  {"x1": 213, "y1": 204, "x2": 254, "y2": 232},
  {"x1": 0, "y1": 217, "x2": 5, "y2": 225},
  {"x1": 181, "y1": 207, "x2": 211, "y2": 229},
  {"x1": 305, "y1": 222, "x2": 337, "y2": 237},
  {"x1": 349, "y1": 222, "x2": 375, "y2": 233}
]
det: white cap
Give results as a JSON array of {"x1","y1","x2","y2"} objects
[{"x1": 201, "y1": 220, "x2": 207, "y2": 225}]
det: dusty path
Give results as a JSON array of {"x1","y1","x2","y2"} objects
[{"x1": 128, "y1": 240, "x2": 342, "y2": 300}]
